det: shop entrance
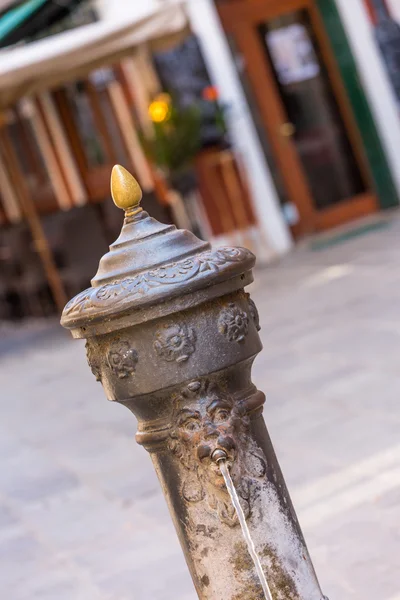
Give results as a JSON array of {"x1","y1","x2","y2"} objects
[{"x1": 217, "y1": 0, "x2": 378, "y2": 235}]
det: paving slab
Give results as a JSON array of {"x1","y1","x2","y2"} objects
[{"x1": 0, "y1": 217, "x2": 399, "y2": 599}]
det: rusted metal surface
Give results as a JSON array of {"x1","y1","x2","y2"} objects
[{"x1": 61, "y1": 165, "x2": 326, "y2": 599}]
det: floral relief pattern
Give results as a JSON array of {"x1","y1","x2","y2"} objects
[
  {"x1": 107, "y1": 340, "x2": 138, "y2": 379},
  {"x1": 154, "y1": 324, "x2": 196, "y2": 363},
  {"x1": 85, "y1": 341, "x2": 101, "y2": 382},
  {"x1": 247, "y1": 296, "x2": 261, "y2": 331},
  {"x1": 218, "y1": 303, "x2": 249, "y2": 343}
]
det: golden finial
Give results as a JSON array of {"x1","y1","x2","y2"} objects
[{"x1": 111, "y1": 165, "x2": 143, "y2": 218}]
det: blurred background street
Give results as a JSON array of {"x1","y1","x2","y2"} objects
[
  {"x1": 1, "y1": 217, "x2": 399, "y2": 600},
  {"x1": 1, "y1": 0, "x2": 400, "y2": 598}
]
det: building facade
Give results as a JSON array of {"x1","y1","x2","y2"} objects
[{"x1": 96, "y1": 0, "x2": 400, "y2": 258}]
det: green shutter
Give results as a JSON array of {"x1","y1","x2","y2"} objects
[{"x1": 317, "y1": 0, "x2": 399, "y2": 208}]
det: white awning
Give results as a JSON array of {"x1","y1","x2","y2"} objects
[{"x1": 0, "y1": 3, "x2": 187, "y2": 108}]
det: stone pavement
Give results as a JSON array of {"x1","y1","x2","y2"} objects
[{"x1": 1, "y1": 216, "x2": 400, "y2": 600}]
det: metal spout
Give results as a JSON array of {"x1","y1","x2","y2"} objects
[{"x1": 211, "y1": 448, "x2": 228, "y2": 463}]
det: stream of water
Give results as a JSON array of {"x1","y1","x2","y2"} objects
[{"x1": 218, "y1": 460, "x2": 273, "y2": 600}]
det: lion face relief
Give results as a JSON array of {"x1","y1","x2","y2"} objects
[{"x1": 169, "y1": 381, "x2": 266, "y2": 527}]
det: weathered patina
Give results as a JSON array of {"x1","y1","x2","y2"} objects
[{"x1": 61, "y1": 165, "x2": 326, "y2": 599}]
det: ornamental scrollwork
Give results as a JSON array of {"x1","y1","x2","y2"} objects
[
  {"x1": 154, "y1": 324, "x2": 196, "y2": 363},
  {"x1": 107, "y1": 340, "x2": 138, "y2": 379},
  {"x1": 218, "y1": 303, "x2": 249, "y2": 343},
  {"x1": 62, "y1": 247, "x2": 254, "y2": 322}
]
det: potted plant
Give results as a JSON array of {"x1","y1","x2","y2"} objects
[{"x1": 141, "y1": 93, "x2": 202, "y2": 196}]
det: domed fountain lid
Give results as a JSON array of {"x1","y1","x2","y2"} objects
[{"x1": 61, "y1": 165, "x2": 255, "y2": 332}]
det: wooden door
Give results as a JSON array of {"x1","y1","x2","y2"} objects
[{"x1": 217, "y1": 0, "x2": 378, "y2": 235}]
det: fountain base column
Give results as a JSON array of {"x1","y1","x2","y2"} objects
[
  {"x1": 61, "y1": 166, "x2": 328, "y2": 600},
  {"x1": 135, "y1": 368, "x2": 325, "y2": 600}
]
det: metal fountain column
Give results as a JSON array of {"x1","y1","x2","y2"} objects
[{"x1": 61, "y1": 165, "x2": 327, "y2": 600}]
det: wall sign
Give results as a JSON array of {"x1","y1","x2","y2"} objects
[{"x1": 265, "y1": 24, "x2": 320, "y2": 85}]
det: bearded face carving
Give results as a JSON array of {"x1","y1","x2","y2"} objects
[{"x1": 169, "y1": 381, "x2": 267, "y2": 527}]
